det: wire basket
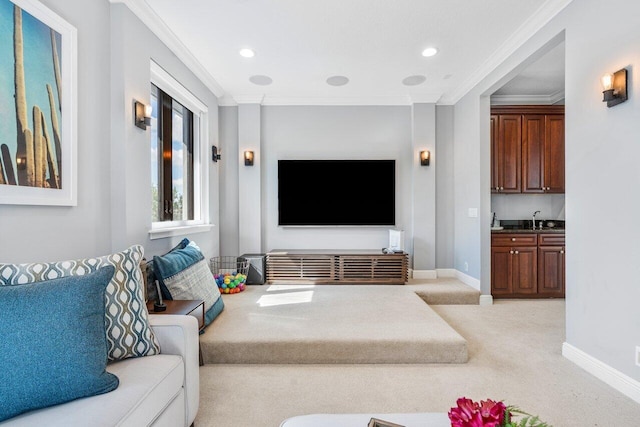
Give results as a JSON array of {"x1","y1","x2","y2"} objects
[
  {"x1": 210, "y1": 256, "x2": 250, "y2": 294},
  {"x1": 210, "y1": 256, "x2": 249, "y2": 276}
]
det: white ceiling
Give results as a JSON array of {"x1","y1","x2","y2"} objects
[
  {"x1": 124, "y1": 0, "x2": 572, "y2": 106},
  {"x1": 492, "y1": 41, "x2": 565, "y2": 103}
]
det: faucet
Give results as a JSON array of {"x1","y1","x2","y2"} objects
[{"x1": 533, "y1": 211, "x2": 541, "y2": 230}]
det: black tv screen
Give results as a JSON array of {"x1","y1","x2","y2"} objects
[{"x1": 278, "y1": 160, "x2": 395, "y2": 226}]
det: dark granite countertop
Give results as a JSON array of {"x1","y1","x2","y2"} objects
[
  {"x1": 491, "y1": 219, "x2": 565, "y2": 234},
  {"x1": 491, "y1": 228, "x2": 565, "y2": 234}
]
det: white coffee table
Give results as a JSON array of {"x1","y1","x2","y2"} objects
[{"x1": 279, "y1": 412, "x2": 449, "y2": 427}]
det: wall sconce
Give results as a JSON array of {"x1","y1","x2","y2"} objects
[
  {"x1": 601, "y1": 68, "x2": 628, "y2": 107},
  {"x1": 134, "y1": 100, "x2": 152, "y2": 130},
  {"x1": 420, "y1": 150, "x2": 430, "y2": 166},
  {"x1": 244, "y1": 150, "x2": 254, "y2": 166},
  {"x1": 212, "y1": 145, "x2": 221, "y2": 162}
]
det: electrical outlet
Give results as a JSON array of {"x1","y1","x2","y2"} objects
[
  {"x1": 468, "y1": 208, "x2": 478, "y2": 218},
  {"x1": 636, "y1": 346, "x2": 640, "y2": 367},
  {"x1": 464, "y1": 262, "x2": 469, "y2": 272}
]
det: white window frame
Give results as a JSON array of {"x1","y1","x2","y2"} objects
[{"x1": 148, "y1": 60, "x2": 212, "y2": 239}]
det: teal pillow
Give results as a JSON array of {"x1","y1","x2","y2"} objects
[
  {"x1": 0, "y1": 266, "x2": 119, "y2": 422},
  {"x1": 153, "y1": 240, "x2": 224, "y2": 326}
]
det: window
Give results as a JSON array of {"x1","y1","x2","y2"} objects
[
  {"x1": 151, "y1": 84, "x2": 194, "y2": 222},
  {"x1": 149, "y1": 61, "x2": 210, "y2": 238}
]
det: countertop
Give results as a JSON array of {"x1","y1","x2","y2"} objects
[
  {"x1": 491, "y1": 227, "x2": 565, "y2": 234},
  {"x1": 491, "y1": 219, "x2": 565, "y2": 234}
]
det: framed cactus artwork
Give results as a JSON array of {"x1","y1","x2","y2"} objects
[{"x1": 0, "y1": 0, "x2": 77, "y2": 205}]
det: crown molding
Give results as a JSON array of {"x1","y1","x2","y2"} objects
[
  {"x1": 491, "y1": 89, "x2": 565, "y2": 105},
  {"x1": 234, "y1": 95, "x2": 266, "y2": 105},
  {"x1": 439, "y1": 0, "x2": 573, "y2": 105},
  {"x1": 110, "y1": 0, "x2": 225, "y2": 98},
  {"x1": 260, "y1": 96, "x2": 415, "y2": 106}
]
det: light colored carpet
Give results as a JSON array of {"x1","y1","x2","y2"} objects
[
  {"x1": 407, "y1": 278, "x2": 480, "y2": 305},
  {"x1": 200, "y1": 284, "x2": 467, "y2": 364},
  {"x1": 196, "y1": 299, "x2": 640, "y2": 427}
]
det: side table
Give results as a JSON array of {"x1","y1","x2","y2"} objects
[{"x1": 147, "y1": 299, "x2": 205, "y2": 365}]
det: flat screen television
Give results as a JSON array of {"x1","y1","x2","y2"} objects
[{"x1": 278, "y1": 159, "x2": 395, "y2": 226}]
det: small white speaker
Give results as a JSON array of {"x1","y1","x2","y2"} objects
[{"x1": 389, "y1": 229, "x2": 405, "y2": 252}]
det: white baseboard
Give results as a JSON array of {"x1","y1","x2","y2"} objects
[
  {"x1": 479, "y1": 295, "x2": 493, "y2": 306},
  {"x1": 455, "y1": 270, "x2": 481, "y2": 291},
  {"x1": 436, "y1": 268, "x2": 456, "y2": 278},
  {"x1": 412, "y1": 270, "x2": 437, "y2": 279},
  {"x1": 562, "y1": 342, "x2": 640, "y2": 404}
]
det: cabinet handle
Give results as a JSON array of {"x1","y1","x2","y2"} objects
[
  {"x1": 560, "y1": 249, "x2": 564, "y2": 254},
  {"x1": 511, "y1": 238, "x2": 516, "y2": 241},
  {"x1": 510, "y1": 250, "x2": 514, "y2": 254},
  {"x1": 515, "y1": 250, "x2": 519, "y2": 254},
  {"x1": 500, "y1": 187, "x2": 504, "y2": 190}
]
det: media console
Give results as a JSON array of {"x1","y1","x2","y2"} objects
[{"x1": 266, "y1": 250, "x2": 408, "y2": 285}]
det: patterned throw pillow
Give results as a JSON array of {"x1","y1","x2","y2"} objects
[
  {"x1": 153, "y1": 240, "x2": 224, "y2": 326},
  {"x1": 0, "y1": 245, "x2": 160, "y2": 361}
]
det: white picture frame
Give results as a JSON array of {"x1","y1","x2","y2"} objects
[{"x1": 0, "y1": 0, "x2": 77, "y2": 206}]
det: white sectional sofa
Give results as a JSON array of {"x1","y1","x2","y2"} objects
[{"x1": 1, "y1": 315, "x2": 199, "y2": 427}]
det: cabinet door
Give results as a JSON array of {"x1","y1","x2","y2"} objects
[
  {"x1": 522, "y1": 115, "x2": 545, "y2": 193},
  {"x1": 538, "y1": 246, "x2": 565, "y2": 297},
  {"x1": 512, "y1": 246, "x2": 537, "y2": 294},
  {"x1": 491, "y1": 246, "x2": 512, "y2": 295},
  {"x1": 490, "y1": 115, "x2": 498, "y2": 192},
  {"x1": 545, "y1": 115, "x2": 565, "y2": 193},
  {"x1": 497, "y1": 115, "x2": 522, "y2": 193}
]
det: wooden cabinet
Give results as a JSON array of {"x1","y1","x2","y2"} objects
[
  {"x1": 266, "y1": 250, "x2": 408, "y2": 285},
  {"x1": 491, "y1": 234, "x2": 537, "y2": 296},
  {"x1": 491, "y1": 114, "x2": 521, "y2": 193},
  {"x1": 537, "y1": 234, "x2": 565, "y2": 297},
  {"x1": 491, "y1": 106, "x2": 564, "y2": 194},
  {"x1": 544, "y1": 115, "x2": 565, "y2": 193},
  {"x1": 492, "y1": 232, "x2": 565, "y2": 298}
]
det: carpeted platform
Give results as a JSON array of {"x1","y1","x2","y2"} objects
[{"x1": 200, "y1": 284, "x2": 468, "y2": 364}]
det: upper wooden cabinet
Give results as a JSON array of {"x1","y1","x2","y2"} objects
[
  {"x1": 491, "y1": 106, "x2": 564, "y2": 194},
  {"x1": 492, "y1": 114, "x2": 522, "y2": 193}
]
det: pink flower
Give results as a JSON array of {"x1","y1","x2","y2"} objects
[
  {"x1": 479, "y1": 399, "x2": 506, "y2": 426},
  {"x1": 448, "y1": 397, "x2": 506, "y2": 427}
]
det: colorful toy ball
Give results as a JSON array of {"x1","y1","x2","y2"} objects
[{"x1": 215, "y1": 268, "x2": 247, "y2": 294}]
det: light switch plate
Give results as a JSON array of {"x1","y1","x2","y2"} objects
[{"x1": 468, "y1": 208, "x2": 478, "y2": 218}]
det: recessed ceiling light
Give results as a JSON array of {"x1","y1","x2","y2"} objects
[
  {"x1": 402, "y1": 75, "x2": 426, "y2": 86},
  {"x1": 239, "y1": 48, "x2": 255, "y2": 58},
  {"x1": 326, "y1": 76, "x2": 349, "y2": 86},
  {"x1": 421, "y1": 47, "x2": 438, "y2": 57},
  {"x1": 249, "y1": 75, "x2": 273, "y2": 86}
]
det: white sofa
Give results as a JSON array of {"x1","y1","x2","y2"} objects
[{"x1": 1, "y1": 315, "x2": 199, "y2": 427}]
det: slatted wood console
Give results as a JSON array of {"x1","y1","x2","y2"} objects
[{"x1": 266, "y1": 250, "x2": 408, "y2": 285}]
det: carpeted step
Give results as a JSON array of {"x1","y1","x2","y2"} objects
[
  {"x1": 199, "y1": 284, "x2": 468, "y2": 364},
  {"x1": 408, "y1": 279, "x2": 480, "y2": 305}
]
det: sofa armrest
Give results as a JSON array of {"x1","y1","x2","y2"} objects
[{"x1": 149, "y1": 315, "x2": 199, "y2": 427}]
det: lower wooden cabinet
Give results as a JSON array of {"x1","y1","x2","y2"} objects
[{"x1": 491, "y1": 233, "x2": 565, "y2": 298}]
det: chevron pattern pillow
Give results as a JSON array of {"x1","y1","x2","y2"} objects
[{"x1": 0, "y1": 245, "x2": 160, "y2": 361}]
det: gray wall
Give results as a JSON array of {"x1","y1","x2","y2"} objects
[
  {"x1": 109, "y1": 4, "x2": 220, "y2": 259},
  {"x1": 452, "y1": 0, "x2": 640, "y2": 381},
  {"x1": 261, "y1": 106, "x2": 414, "y2": 254},
  {"x1": 218, "y1": 104, "x2": 452, "y2": 270},
  {"x1": 0, "y1": 0, "x2": 220, "y2": 263},
  {"x1": 0, "y1": 0, "x2": 112, "y2": 262},
  {"x1": 436, "y1": 105, "x2": 454, "y2": 268},
  {"x1": 562, "y1": 0, "x2": 640, "y2": 381},
  {"x1": 219, "y1": 106, "x2": 239, "y2": 256}
]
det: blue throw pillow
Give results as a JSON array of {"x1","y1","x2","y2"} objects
[
  {"x1": 153, "y1": 240, "x2": 224, "y2": 326},
  {"x1": 0, "y1": 266, "x2": 119, "y2": 422}
]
